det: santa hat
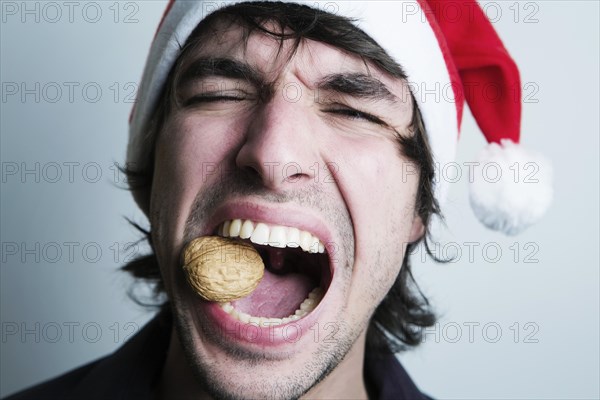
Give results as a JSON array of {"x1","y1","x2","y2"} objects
[{"x1": 128, "y1": 0, "x2": 552, "y2": 235}]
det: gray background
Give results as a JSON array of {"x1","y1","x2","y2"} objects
[{"x1": 1, "y1": 1, "x2": 598, "y2": 398}]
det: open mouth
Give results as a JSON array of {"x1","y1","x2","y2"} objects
[{"x1": 213, "y1": 219, "x2": 332, "y2": 327}]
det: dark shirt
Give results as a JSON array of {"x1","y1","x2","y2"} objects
[{"x1": 5, "y1": 311, "x2": 431, "y2": 400}]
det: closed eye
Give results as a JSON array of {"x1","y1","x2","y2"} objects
[
  {"x1": 323, "y1": 106, "x2": 387, "y2": 126},
  {"x1": 183, "y1": 92, "x2": 249, "y2": 107}
]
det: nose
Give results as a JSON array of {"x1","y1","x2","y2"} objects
[{"x1": 235, "y1": 92, "x2": 318, "y2": 191}]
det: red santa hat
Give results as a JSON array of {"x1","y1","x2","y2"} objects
[{"x1": 128, "y1": 0, "x2": 552, "y2": 235}]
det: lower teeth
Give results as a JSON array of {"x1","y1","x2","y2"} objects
[{"x1": 218, "y1": 287, "x2": 324, "y2": 327}]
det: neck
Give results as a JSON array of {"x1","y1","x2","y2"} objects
[
  {"x1": 155, "y1": 328, "x2": 368, "y2": 400},
  {"x1": 155, "y1": 330, "x2": 211, "y2": 400}
]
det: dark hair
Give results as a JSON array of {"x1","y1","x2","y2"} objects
[{"x1": 123, "y1": 1, "x2": 440, "y2": 354}]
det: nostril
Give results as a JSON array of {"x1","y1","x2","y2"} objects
[
  {"x1": 243, "y1": 164, "x2": 262, "y2": 180},
  {"x1": 285, "y1": 173, "x2": 305, "y2": 183}
]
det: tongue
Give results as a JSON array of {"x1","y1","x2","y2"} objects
[{"x1": 232, "y1": 269, "x2": 314, "y2": 318}]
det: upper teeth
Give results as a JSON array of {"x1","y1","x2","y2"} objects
[{"x1": 218, "y1": 219, "x2": 325, "y2": 253}]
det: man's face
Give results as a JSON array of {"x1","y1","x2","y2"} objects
[{"x1": 150, "y1": 18, "x2": 423, "y2": 399}]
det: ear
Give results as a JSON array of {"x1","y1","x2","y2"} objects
[{"x1": 408, "y1": 215, "x2": 425, "y2": 243}]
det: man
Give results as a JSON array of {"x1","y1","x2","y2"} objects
[{"x1": 7, "y1": 1, "x2": 549, "y2": 399}]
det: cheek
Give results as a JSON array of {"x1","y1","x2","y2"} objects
[
  {"x1": 152, "y1": 115, "x2": 244, "y2": 213},
  {"x1": 333, "y1": 137, "x2": 418, "y2": 273},
  {"x1": 156, "y1": 120, "x2": 229, "y2": 185},
  {"x1": 339, "y1": 142, "x2": 417, "y2": 317}
]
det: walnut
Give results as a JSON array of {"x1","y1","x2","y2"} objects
[{"x1": 182, "y1": 236, "x2": 264, "y2": 302}]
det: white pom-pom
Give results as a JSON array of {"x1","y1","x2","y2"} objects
[{"x1": 469, "y1": 139, "x2": 553, "y2": 235}]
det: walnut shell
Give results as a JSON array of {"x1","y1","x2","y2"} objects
[{"x1": 182, "y1": 236, "x2": 264, "y2": 302}]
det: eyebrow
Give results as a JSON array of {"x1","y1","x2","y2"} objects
[
  {"x1": 177, "y1": 58, "x2": 399, "y2": 105},
  {"x1": 317, "y1": 73, "x2": 398, "y2": 104},
  {"x1": 176, "y1": 57, "x2": 262, "y2": 90}
]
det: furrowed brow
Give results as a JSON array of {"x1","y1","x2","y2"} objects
[
  {"x1": 177, "y1": 57, "x2": 262, "y2": 89},
  {"x1": 317, "y1": 73, "x2": 398, "y2": 104}
]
